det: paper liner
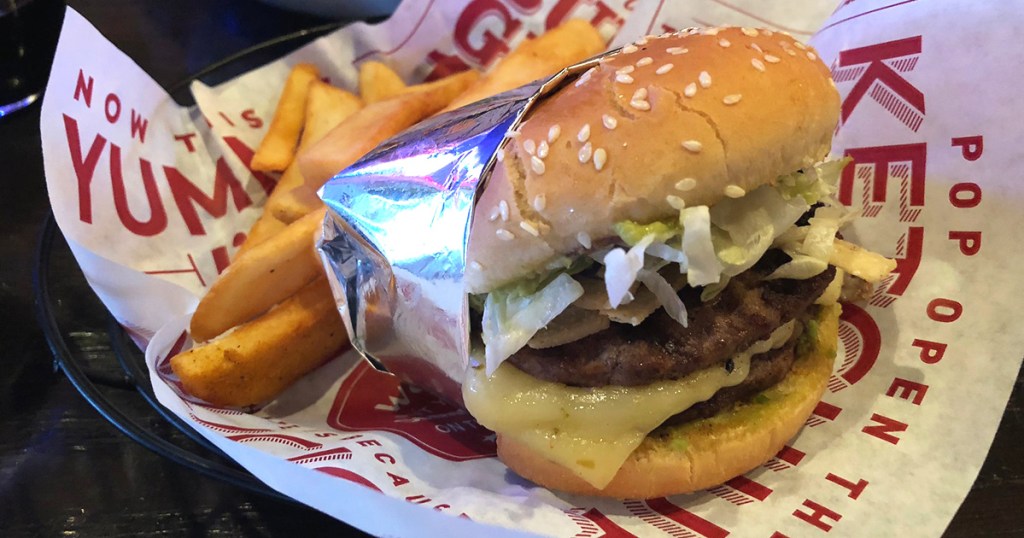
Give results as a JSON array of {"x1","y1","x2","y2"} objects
[{"x1": 41, "y1": 1, "x2": 1023, "y2": 536}]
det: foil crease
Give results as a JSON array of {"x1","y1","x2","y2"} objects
[{"x1": 318, "y1": 60, "x2": 601, "y2": 403}]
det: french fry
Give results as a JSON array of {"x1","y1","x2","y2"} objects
[
  {"x1": 358, "y1": 60, "x2": 408, "y2": 104},
  {"x1": 301, "y1": 81, "x2": 364, "y2": 150},
  {"x1": 299, "y1": 69, "x2": 479, "y2": 189},
  {"x1": 172, "y1": 276, "x2": 347, "y2": 408},
  {"x1": 251, "y1": 63, "x2": 320, "y2": 172},
  {"x1": 442, "y1": 19, "x2": 604, "y2": 112},
  {"x1": 237, "y1": 82, "x2": 364, "y2": 254},
  {"x1": 269, "y1": 184, "x2": 323, "y2": 223},
  {"x1": 235, "y1": 212, "x2": 288, "y2": 258},
  {"x1": 190, "y1": 207, "x2": 327, "y2": 342}
]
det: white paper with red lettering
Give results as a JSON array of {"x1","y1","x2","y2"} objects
[{"x1": 40, "y1": 0, "x2": 1023, "y2": 536}]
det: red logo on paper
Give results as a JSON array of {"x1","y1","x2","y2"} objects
[
  {"x1": 624, "y1": 498, "x2": 730, "y2": 538},
  {"x1": 833, "y1": 36, "x2": 924, "y2": 132},
  {"x1": 708, "y1": 476, "x2": 774, "y2": 506},
  {"x1": 326, "y1": 362, "x2": 496, "y2": 461},
  {"x1": 829, "y1": 302, "x2": 882, "y2": 393},
  {"x1": 764, "y1": 445, "x2": 806, "y2": 472},
  {"x1": 314, "y1": 466, "x2": 382, "y2": 492},
  {"x1": 805, "y1": 401, "x2": 842, "y2": 428},
  {"x1": 565, "y1": 507, "x2": 637, "y2": 538}
]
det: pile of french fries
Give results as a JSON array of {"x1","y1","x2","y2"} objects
[{"x1": 170, "y1": 20, "x2": 605, "y2": 408}]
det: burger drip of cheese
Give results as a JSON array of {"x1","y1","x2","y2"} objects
[{"x1": 462, "y1": 27, "x2": 895, "y2": 498}]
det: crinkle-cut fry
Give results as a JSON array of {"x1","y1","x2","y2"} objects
[
  {"x1": 442, "y1": 19, "x2": 604, "y2": 112},
  {"x1": 359, "y1": 60, "x2": 408, "y2": 104},
  {"x1": 251, "y1": 63, "x2": 320, "y2": 172},
  {"x1": 299, "y1": 69, "x2": 478, "y2": 189},
  {"x1": 172, "y1": 276, "x2": 348, "y2": 408},
  {"x1": 190, "y1": 207, "x2": 327, "y2": 342}
]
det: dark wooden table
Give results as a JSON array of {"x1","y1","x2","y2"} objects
[{"x1": 1, "y1": 1, "x2": 1020, "y2": 536}]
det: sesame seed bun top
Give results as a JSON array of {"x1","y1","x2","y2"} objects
[{"x1": 466, "y1": 26, "x2": 839, "y2": 294}]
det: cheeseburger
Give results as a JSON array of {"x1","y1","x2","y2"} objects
[{"x1": 459, "y1": 27, "x2": 895, "y2": 498}]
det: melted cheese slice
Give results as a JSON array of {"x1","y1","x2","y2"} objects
[{"x1": 464, "y1": 321, "x2": 796, "y2": 488}]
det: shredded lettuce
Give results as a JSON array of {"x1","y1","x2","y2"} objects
[
  {"x1": 476, "y1": 158, "x2": 856, "y2": 372},
  {"x1": 614, "y1": 219, "x2": 680, "y2": 246},
  {"x1": 603, "y1": 234, "x2": 656, "y2": 308},
  {"x1": 776, "y1": 157, "x2": 850, "y2": 204},
  {"x1": 680, "y1": 206, "x2": 724, "y2": 286},
  {"x1": 482, "y1": 273, "x2": 583, "y2": 376}
]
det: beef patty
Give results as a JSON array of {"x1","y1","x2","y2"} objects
[{"x1": 506, "y1": 250, "x2": 835, "y2": 387}]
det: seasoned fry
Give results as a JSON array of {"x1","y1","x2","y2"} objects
[
  {"x1": 251, "y1": 63, "x2": 320, "y2": 172},
  {"x1": 172, "y1": 276, "x2": 347, "y2": 408},
  {"x1": 359, "y1": 60, "x2": 408, "y2": 104},
  {"x1": 299, "y1": 69, "x2": 479, "y2": 189},
  {"x1": 190, "y1": 207, "x2": 327, "y2": 342},
  {"x1": 442, "y1": 19, "x2": 604, "y2": 112}
]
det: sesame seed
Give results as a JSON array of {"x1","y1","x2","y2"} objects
[
  {"x1": 723, "y1": 94, "x2": 742, "y2": 105},
  {"x1": 750, "y1": 43, "x2": 764, "y2": 54},
  {"x1": 548, "y1": 124, "x2": 561, "y2": 143},
  {"x1": 764, "y1": 54, "x2": 781, "y2": 63},
  {"x1": 703, "y1": 28, "x2": 720, "y2": 36},
  {"x1": 666, "y1": 195, "x2": 686, "y2": 210},
  {"x1": 785, "y1": 48, "x2": 797, "y2": 56},
  {"x1": 741, "y1": 27, "x2": 759, "y2": 37},
  {"x1": 593, "y1": 148, "x2": 607, "y2": 171},
  {"x1": 533, "y1": 194, "x2": 547, "y2": 212},
  {"x1": 523, "y1": 139, "x2": 536, "y2": 155},
  {"x1": 537, "y1": 140, "x2": 549, "y2": 158},
  {"x1": 488, "y1": 206, "x2": 500, "y2": 221},
  {"x1": 751, "y1": 58, "x2": 766, "y2": 72},
  {"x1": 656, "y1": 63, "x2": 674, "y2": 75},
  {"x1": 725, "y1": 185, "x2": 746, "y2": 198},
  {"x1": 577, "y1": 231, "x2": 592, "y2": 249},
  {"x1": 719, "y1": 38, "x2": 731, "y2": 48},
  {"x1": 682, "y1": 140, "x2": 702, "y2": 153},
  {"x1": 602, "y1": 114, "x2": 618, "y2": 129},
  {"x1": 635, "y1": 36, "x2": 649, "y2": 45},
  {"x1": 630, "y1": 99, "x2": 651, "y2": 111},
  {"x1": 675, "y1": 178, "x2": 697, "y2": 191},
  {"x1": 578, "y1": 142, "x2": 593, "y2": 163},
  {"x1": 794, "y1": 41, "x2": 807, "y2": 50},
  {"x1": 575, "y1": 68, "x2": 595, "y2": 88},
  {"x1": 617, "y1": 65, "x2": 635, "y2": 75},
  {"x1": 699, "y1": 71, "x2": 712, "y2": 88},
  {"x1": 498, "y1": 200, "x2": 509, "y2": 222},
  {"x1": 470, "y1": 260, "x2": 483, "y2": 270},
  {"x1": 622, "y1": 44, "x2": 638, "y2": 54},
  {"x1": 632, "y1": 88, "x2": 648, "y2": 100},
  {"x1": 616, "y1": 73, "x2": 635, "y2": 84},
  {"x1": 496, "y1": 149, "x2": 505, "y2": 162},
  {"x1": 496, "y1": 229, "x2": 514, "y2": 241},
  {"x1": 636, "y1": 56, "x2": 654, "y2": 67},
  {"x1": 666, "y1": 47, "x2": 687, "y2": 55},
  {"x1": 519, "y1": 221, "x2": 540, "y2": 236},
  {"x1": 684, "y1": 82, "x2": 697, "y2": 97},
  {"x1": 806, "y1": 51, "x2": 817, "y2": 61},
  {"x1": 531, "y1": 155, "x2": 546, "y2": 175},
  {"x1": 578, "y1": 123, "x2": 591, "y2": 143},
  {"x1": 763, "y1": 29, "x2": 774, "y2": 37}
]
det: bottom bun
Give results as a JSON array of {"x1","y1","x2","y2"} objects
[{"x1": 497, "y1": 303, "x2": 841, "y2": 499}]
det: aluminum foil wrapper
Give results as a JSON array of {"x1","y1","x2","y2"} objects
[{"x1": 318, "y1": 59, "x2": 604, "y2": 404}]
